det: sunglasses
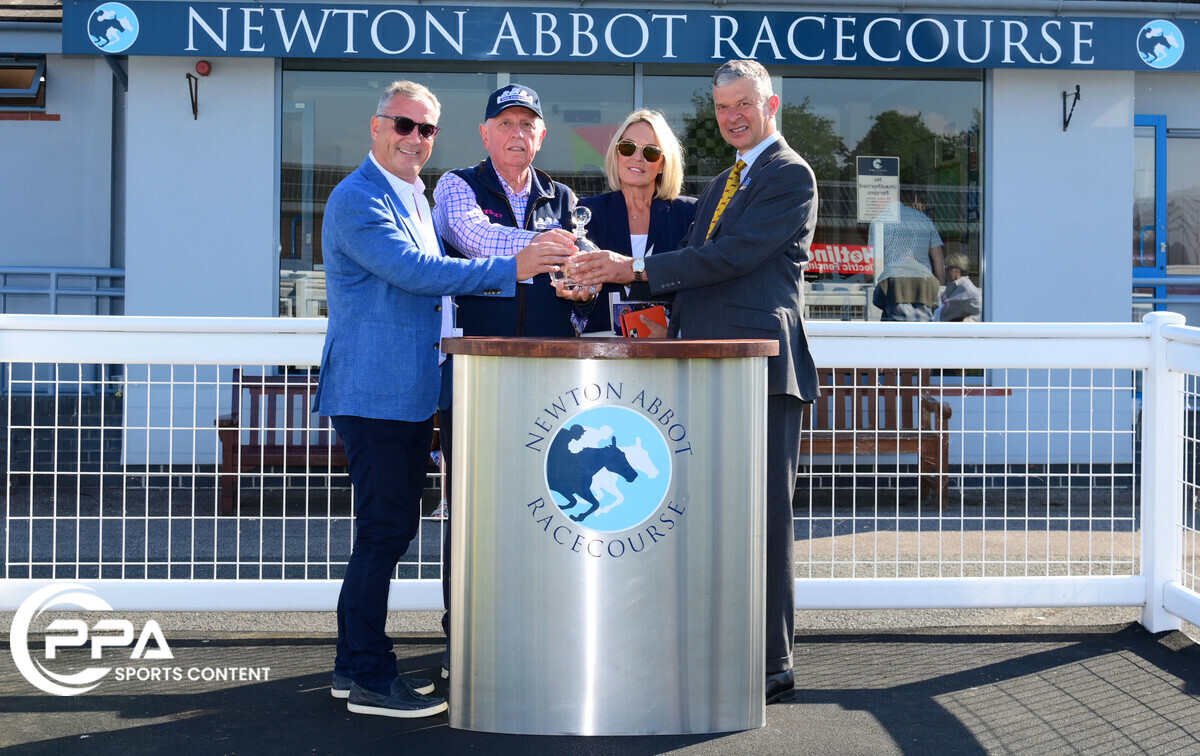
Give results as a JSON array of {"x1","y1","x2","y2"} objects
[
  {"x1": 376, "y1": 114, "x2": 441, "y2": 140},
  {"x1": 616, "y1": 140, "x2": 663, "y2": 162}
]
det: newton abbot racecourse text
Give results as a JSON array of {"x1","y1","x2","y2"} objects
[{"x1": 182, "y1": 7, "x2": 1100, "y2": 66}]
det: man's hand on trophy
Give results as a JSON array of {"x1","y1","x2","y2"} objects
[
  {"x1": 551, "y1": 248, "x2": 598, "y2": 302},
  {"x1": 570, "y1": 250, "x2": 636, "y2": 287},
  {"x1": 515, "y1": 240, "x2": 575, "y2": 281},
  {"x1": 553, "y1": 278, "x2": 598, "y2": 302},
  {"x1": 532, "y1": 228, "x2": 576, "y2": 247}
]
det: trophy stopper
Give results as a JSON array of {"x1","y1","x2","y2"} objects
[
  {"x1": 571, "y1": 206, "x2": 598, "y2": 252},
  {"x1": 572, "y1": 205, "x2": 592, "y2": 235}
]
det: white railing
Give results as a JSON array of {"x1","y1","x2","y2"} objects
[{"x1": 0, "y1": 313, "x2": 1196, "y2": 635}]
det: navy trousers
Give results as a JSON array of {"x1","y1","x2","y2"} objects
[
  {"x1": 436, "y1": 363, "x2": 453, "y2": 641},
  {"x1": 331, "y1": 413, "x2": 434, "y2": 693},
  {"x1": 766, "y1": 394, "x2": 804, "y2": 675}
]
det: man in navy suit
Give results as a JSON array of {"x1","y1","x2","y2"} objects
[
  {"x1": 572, "y1": 60, "x2": 819, "y2": 705},
  {"x1": 313, "y1": 80, "x2": 569, "y2": 719}
]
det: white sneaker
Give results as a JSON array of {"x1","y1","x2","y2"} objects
[{"x1": 430, "y1": 501, "x2": 448, "y2": 520}]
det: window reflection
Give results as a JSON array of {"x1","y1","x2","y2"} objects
[
  {"x1": 278, "y1": 66, "x2": 984, "y2": 322},
  {"x1": 1167, "y1": 136, "x2": 1200, "y2": 270},
  {"x1": 643, "y1": 75, "x2": 729, "y2": 194},
  {"x1": 782, "y1": 77, "x2": 983, "y2": 322}
]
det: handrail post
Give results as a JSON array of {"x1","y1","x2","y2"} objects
[{"x1": 1140, "y1": 311, "x2": 1185, "y2": 632}]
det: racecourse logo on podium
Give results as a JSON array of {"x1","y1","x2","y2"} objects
[
  {"x1": 544, "y1": 406, "x2": 672, "y2": 532},
  {"x1": 524, "y1": 382, "x2": 692, "y2": 559}
]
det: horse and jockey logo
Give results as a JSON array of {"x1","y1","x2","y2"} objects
[
  {"x1": 1136, "y1": 20, "x2": 1185, "y2": 70},
  {"x1": 87, "y1": 2, "x2": 140, "y2": 54},
  {"x1": 545, "y1": 406, "x2": 672, "y2": 533}
]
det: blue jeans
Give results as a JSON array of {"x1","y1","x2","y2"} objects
[{"x1": 331, "y1": 413, "x2": 434, "y2": 693}]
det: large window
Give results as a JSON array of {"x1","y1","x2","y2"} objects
[
  {"x1": 279, "y1": 64, "x2": 983, "y2": 321},
  {"x1": 784, "y1": 74, "x2": 983, "y2": 321}
]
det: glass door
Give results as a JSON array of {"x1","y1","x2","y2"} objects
[
  {"x1": 1132, "y1": 115, "x2": 1165, "y2": 320},
  {"x1": 1133, "y1": 115, "x2": 1200, "y2": 323}
]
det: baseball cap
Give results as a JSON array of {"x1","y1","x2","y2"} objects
[{"x1": 485, "y1": 84, "x2": 543, "y2": 120}]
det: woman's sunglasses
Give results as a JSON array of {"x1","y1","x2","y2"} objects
[
  {"x1": 616, "y1": 140, "x2": 664, "y2": 162},
  {"x1": 376, "y1": 114, "x2": 441, "y2": 140}
]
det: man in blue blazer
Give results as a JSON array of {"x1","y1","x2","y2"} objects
[
  {"x1": 572, "y1": 60, "x2": 819, "y2": 705},
  {"x1": 313, "y1": 80, "x2": 569, "y2": 719}
]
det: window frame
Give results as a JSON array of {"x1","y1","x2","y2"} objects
[{"x1": 0, "y1": 57, "x2": 47, "y2": 108}]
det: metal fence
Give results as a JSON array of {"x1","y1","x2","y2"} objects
[{"x1": 0, "y1": 313, "x2": 1196, "y2": 635}]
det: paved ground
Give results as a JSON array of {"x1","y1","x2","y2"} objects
[
  {"x1": 1, "y1": 609, "x2": 1198, "y2": 755},
  {"x1": 4, "y1": 485, "x2": 1198, "y2": 752}
]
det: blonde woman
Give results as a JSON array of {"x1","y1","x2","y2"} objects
[{"x1": 576, "y1": 109, "x2": 696, "y2": 333}]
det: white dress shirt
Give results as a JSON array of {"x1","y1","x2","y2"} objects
[{"x1": 369, "y1": 152, "x2": 457, "y2": 363}]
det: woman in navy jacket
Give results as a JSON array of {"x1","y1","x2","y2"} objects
[{"x1": 577, "y1": 109, "x2": 697, "y2": 334}]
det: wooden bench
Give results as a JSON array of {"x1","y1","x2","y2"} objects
[
  {"x1": 801, "y1": 368, "x2": 953, "y2": 502},
  {"x1": 216, "y1": 369, "x2": 346, "y2": 515}
]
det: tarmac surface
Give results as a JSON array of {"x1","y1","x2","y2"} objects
[{"x1": 2, "y1": 609, "x2": 1198, "y2": 755}]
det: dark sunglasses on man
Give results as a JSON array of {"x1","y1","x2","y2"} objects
[
  {"x1": 616, "y1": 140, "x2": 663, "y2": 162},
  {"x1": 376, "y1": 114, "x2": 441, "y2": 140}
]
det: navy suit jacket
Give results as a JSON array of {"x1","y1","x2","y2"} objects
[
  {"x1": 313, "y1": 158, "x2": 517, "y2": 422},
  {"x1": 644, "y1": 136, "x2": 819, "y2": 401},
  {"x1": 577, "y1": 191, "x2": 697, "y2": 333}
]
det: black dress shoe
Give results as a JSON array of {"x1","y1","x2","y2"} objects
[{"x1": 765, "y1": 670, "x2": 794, "y2": 704}]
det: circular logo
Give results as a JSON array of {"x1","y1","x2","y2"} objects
[
  {"x1": 10, "y1": 584, "x2": 114, "y2": 696},
  {"x1": 544, "y1": 406, "x2": 672, "y2": 533},
  {"x1": 88, "y1": 2, "x2": 140, "y2": 54},
  {"x1": 1137, "y1": 20, "x2": 1185, "y2": 69}
]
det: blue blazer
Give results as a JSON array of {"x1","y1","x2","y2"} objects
[
  {"x1": 577, "y1": 191, "x2": 697, "y2": 333},
  {"x1": 313, "y1": 157, "x2": 517, "y2": 422}
]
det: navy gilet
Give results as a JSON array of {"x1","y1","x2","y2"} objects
[{"x1": 442, "y1": 159, "x2": 575, "y2": 337}]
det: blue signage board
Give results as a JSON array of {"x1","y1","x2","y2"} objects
[{"x1": 63, "y1": 2, "x2": 1195, "y2": 71}]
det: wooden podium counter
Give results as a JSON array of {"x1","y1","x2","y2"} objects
[
  {"x1": 441, "y1": 337, "x2": 778, "y2": 735},
  {"x1": 444, "y1": 336, "x2": 779, "y2": 359}
]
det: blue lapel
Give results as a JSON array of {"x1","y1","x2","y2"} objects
[{"x1": 360, "y1": 158, "x2": 443, "y2": 257}]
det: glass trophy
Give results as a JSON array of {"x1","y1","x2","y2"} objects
[{"x1": 553, "y1": 206, "x2": 599, "y2": 294}]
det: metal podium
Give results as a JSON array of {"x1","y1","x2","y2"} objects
[{"x1": 441, "y1": 337, "x2": 777, "y2": 735}]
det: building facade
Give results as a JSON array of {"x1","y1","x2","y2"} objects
[{"x1": 2, "y1": 0, "x2": 1198, "y2": 326}]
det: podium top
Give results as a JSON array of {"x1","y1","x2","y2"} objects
[{"x1": 442, "y1": 337, "x2": 779, "y2": 360}]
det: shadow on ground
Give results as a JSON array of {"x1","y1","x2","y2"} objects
[{"x1": 1, "y1": 624, "x2": 1197, "y2": 755}]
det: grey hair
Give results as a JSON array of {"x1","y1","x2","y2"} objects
[
  {"x1": 712, "y1": 60, "x2": 774, "y2": 103},
  {"x1": 377, "y1": 80, "x2": 441, "y2": 121}
]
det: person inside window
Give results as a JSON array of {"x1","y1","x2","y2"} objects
[
  {"x1": 939, "y1": 251, "x2": 982, "y2": 322},
  {"x1": 870, "y1": 188, "x2": 945, "y2": 321}
]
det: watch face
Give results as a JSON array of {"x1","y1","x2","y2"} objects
[{"x1": 633, "y1": 259, "x2": 645, "y2": 272}]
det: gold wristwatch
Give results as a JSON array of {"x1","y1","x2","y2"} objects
[{"x1": 632, "y1": 257, "x2": 646, "y2": 282}]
